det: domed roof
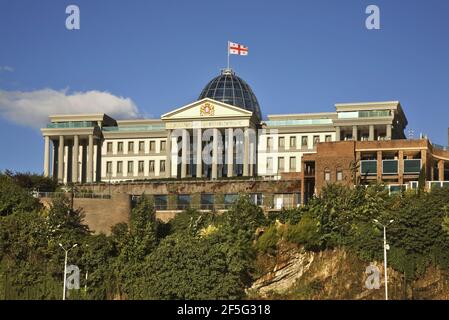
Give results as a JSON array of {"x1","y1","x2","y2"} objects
[{"x1": 199, "y1": 69, "x2": 262, "y2": 120}]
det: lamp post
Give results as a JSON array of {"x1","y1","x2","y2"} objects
[
  {"x1": 59, "y1": 243, "x2": 78, "y2": 300},
  {"x1": 373, "y1": 219, "x2": 394, "y2": 300}
]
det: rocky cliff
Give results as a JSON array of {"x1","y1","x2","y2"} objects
[{"x1": 249, "y1": 242, "x2": 449, "y2": 300}]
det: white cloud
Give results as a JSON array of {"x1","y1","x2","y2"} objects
[
  {"x1": 0, "y1": 88, "x2": 139, "y2": 128},
  {"x1": 0, "y1": 66, "x2": 14, "y2": 72}
]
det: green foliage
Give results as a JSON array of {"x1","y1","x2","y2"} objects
[
  {"x1": 142, "y1": 232, "x2": 247, "y2": 299},
  {"x1": 255, "y1": 225, "x2": 279, "y2": 254},
  {"x1": 0, "y1": 174, "x2": 41, "y2": 216},
  {"x1": 4, "y1": 172, "x2": 449, "y2": 299},
  {"x1": 268, "y1": 207, "x2": 304, "y2": 224},
  {"x1": 2, "y1": 170, "x2": 58, "y2": 192},
  {"x1": 285, "y1": 213, "x2": 322, "y2": 251}
]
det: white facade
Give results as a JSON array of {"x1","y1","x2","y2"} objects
[{"x1": 41, "y1": 99, "x2": 406, "y2": 184}]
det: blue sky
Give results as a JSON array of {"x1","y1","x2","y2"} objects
[{"x1": 1, "y1": 0, "x2": 448, "y2": 173}]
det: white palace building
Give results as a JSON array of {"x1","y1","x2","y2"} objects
[{"x1": 40, "y1": 68, "x2": 408, "y2": 186}]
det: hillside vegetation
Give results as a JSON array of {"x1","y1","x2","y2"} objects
[{"x1": 2, "y1": 171, "x2": 449, "y2": 299}]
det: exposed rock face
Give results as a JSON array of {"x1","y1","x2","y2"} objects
[
  {"x1": 250, "y1": 243, "x2": 449, "y2": 300},
  {"x1": 251, "y1": 244, "x2": 315, "y2": 295}
]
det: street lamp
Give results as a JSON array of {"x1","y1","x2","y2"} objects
[
  {"x1": 373, "y1": 219, "x2": 394, "y2": 300},
  {"x1": 59, "y1": 243, "x2": 78, "y2": 300}
]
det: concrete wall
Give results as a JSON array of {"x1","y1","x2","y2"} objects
[
  {"x1": 78, "y1": 179, "x2": 301, "y2": 197},
  {"x1": 41, "y1": 193, "x2": 131, "y2": 235}
]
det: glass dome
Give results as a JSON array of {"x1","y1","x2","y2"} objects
[{"x1": 199, "y1": 69, "x2": 262, "y2": 120}]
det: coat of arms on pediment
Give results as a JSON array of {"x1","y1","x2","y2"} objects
[{"x1": 200, "y1": 103, "x2": 215, "y2": 116}]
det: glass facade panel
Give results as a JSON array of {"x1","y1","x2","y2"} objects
[
  {"x1": 404, "y1": 159, "x2": 421, "y2": 174},
  {"x1": 383, "y1": 160, "x2": 398, "y2": 175},
  {"x1": 361, "y1": 160, "x2": 377, "y2": 175}
]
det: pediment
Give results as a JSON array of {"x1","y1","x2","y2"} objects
[{"x1": 161, "y1": 98, "x2": 253, "y2": 120}]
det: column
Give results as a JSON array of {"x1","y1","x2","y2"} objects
[
  {"x1": 335, "y1": 126, "x2": 341, "y2": 141},
  {"x1": 58, "y1": 135, "x2": 64, "y2": 183},
  {"x1": 196, "y1": 128, "x2": 202, "y2": 178},
  {"x1": 72, "y1": 135, "x2": 79, "y2": 183},
  {"x1": 398, "y1": 150, "x2": 404, "y2": 185},
  {"x1": 352, "y1": 125, "x2": 358, "y2": 141},
  {"x1": 355, "y1": 151, "x2": 361, "y2": 183},
  {"x1": 44, "y1": 136, "x2": 50, "y2": 177},
  {"x1": 421, "y1": 150, "x2": 427, "y2": 181},
  {"x1": 87, "y1": 134, "x2": 94, "y2": 183},
  {"x1": 243, "y1": 127, "x2": 249, "y2": 176},
  {"x1": 438, "y1": 159, "x2": 445, "y2": 181},
  {"x1": 52, "y1": 140, "x2": 58, "y2": 177},
  {"x1": 369, "y1": 125, "x2": 375, "y2": 141},
  {"x1": 377, "y1": 150, "x2": 383, "y2": 182},
  {"x1": 227, "y1": 128, "x2": 234, "y2": 177},
  {"x1": 166, "y1": 130, "x2": 172, "y2": 178},
  {"x1": 212, "y1": 128, "x2": 218, "y2": 179},
  {"x1": 386, "y1": 124, "x2": 392, "y2": 140},
  {"x1": 249, "y1": 142, "x2": 255, "y2": 176},
  {"x1": 181, "y1": 129, "x2": 188, "y2": 178}
]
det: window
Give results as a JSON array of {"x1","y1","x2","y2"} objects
[
  {"x1": 336, "y1": 169, "x2": 343, "y2": 181},
  {"x1": 290, "y1": 136, "x2": 296, "y2": 148},
  {"x1": 301, "y1": 136, "x2": 308, "y2": 148},
  {"x1": 324, "y1": 169, "x2": 331, "y2": 182},
  {"x1": 267, "y1": 137, "x2": 273, "y2": 150},
  {"x1": 290, "y1": 157, "x2": 296, "y2": 171},
  {"x1": 128, "y1": 141, "x2": 134, "y2": 152},
  {"x1": 160, "y1": 160, "x2": 166, "y2": 173},
  {"x1": 127, "y1": 161, "x2": 133, "y2": 174},
  {"x1": 278, "y1": 137, "x2": 285, "y2": 149},
  {"x1": 325, "y1": 135, "x2": 332, "y2": 142},
  {"x1": 117, "y1": 161, "x2": 123, "y2": 174},
  {"x1": 160, "y1": 140, "x2": 166, "y2": 152},
  {"x1": 224, "y1": 194, "x2": 238, "y2": 208},
  {"x1": 201, "y1": 194, "x2": 214, "y2": 210},
  {"x1": 117, "y1": 142, "x2": 123, "y2": 153},
  {"x1": 274, "y1": 194, "x2": 294, "y2": 209},
  {"x1": 154, "y1": 195, "x2": 168, "y2": 210},
  {"x1": 250, "y1": 193, "x2": 263, "y2": 206},
  {"x1": 106, "y1": 161, "x2": 112, "y2": 174},
  {"x1": 177, "y1": 194, "x2": 191, "y2": 210},
  {"x1": 139, "y1": 141, "x2": 145, "y2": 152},
  {"x1": 138, "y1": 161, "x2": 144, "y2": 173},
  {"x1": 150, "y1": 140, "x2": 156, "y2": 152},
  {"x1": 107, "y1": 142, "x2": 113, "y2": 153},
  {"x1": 313, "y1": 136, "x2": 320, "y2": 146},
  {"x1": 149, "y1": 160, "x2": 155, "y2": 173},
  {"x1": 278, "y1": 157, "x2": 285, "y2": 172},
  {"x1": 267, "y1": 157, "x2": 273, "y2": 172}
]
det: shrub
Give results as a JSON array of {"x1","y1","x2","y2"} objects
[
  {"x1": 255, "y1": 225, "x2": 279, "y2": 254},
  {"x1": 286, "y1": 214, "x2": 321, "y2": 251}
]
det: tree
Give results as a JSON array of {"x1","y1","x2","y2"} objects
[{"x1": 0, "y1": 174, "x2": 41, "y2": 216}]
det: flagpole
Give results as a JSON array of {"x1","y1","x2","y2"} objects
[{"x1": 227, "y1": 41, "x2": 230, "y2": 70}]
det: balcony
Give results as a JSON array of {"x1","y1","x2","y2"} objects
[
  {"x1": 102, "y1": 125, "x2": 165, "y2": 132},
  {"x1": 382, "y1": 160, "x2": 398, "y2": 175},
  {"x1": 428, "y1": 181, "x2": 449, "y2": 190},
  {"x1": 360, "y1": 160, "x2": 377, "y2": 175},
  {"x1": 46, "y1": 121, "x2": 96, "y2": 129},
  {"x1": 404, "y1": 159, "x2": 421, "y2": 174}
]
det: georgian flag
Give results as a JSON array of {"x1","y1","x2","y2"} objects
[{"x1": 229, "y1": 42, "x2": 248, "y2": 56}]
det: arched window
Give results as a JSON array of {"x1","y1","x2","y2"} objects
[
  {"x1": 324, "y1": 168, "x2": 331, "y2": 182},
  {"x1": 336, "y1": 168, "x2": 343, "y2": 181}
]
